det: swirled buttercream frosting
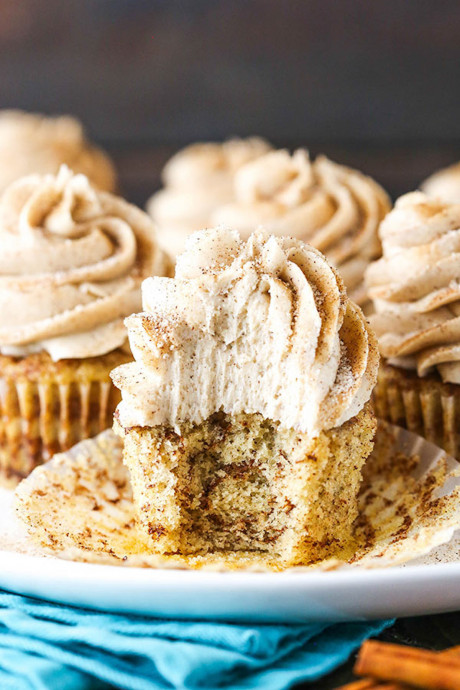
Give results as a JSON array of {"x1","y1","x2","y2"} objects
[
  {"x1": 422, "y1": 162, "x2": 460, "y2": 204},
  {"x1": 211, "y1": 149, "x2": 391, "y2": 306},
  {"x1": 112, "y1": 228, "x2": 379, "y2": 436},
  {"x1": 146, "y1": 138, "x2": 271, "y2": 255},
  {"x1": 0, "y1": 166, "x2": 170, "y2": 360},
  {"x1": 366, "y1": 192, "x2": 460, "y2": 383},
  {"x1": 0, "y1": 110, "x2": 116, "y2": 193}
]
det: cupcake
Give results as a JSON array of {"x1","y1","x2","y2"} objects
[
  {"x1": 421, "y1": 161, "x2": 460, "y2": 203},
  {"x1": 0, "y1": 165, "x2": 170, "y2": 483},
  {"x1": 211, "y1": 149, "x2": 391, "y2": 308},
  {"x1": 146, "y1": 137, "x2": 271, "y2": 255},
  {"x1": 112, "y1": 228, "x2": 378, "y2": 566},
  {"x1": 0, "y1": 110, "x2": 116, "y2": 194},
  {"x1": 366, "y1": 192, "x2": 460, "y2": 457}
]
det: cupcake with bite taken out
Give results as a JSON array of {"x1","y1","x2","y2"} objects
[
  {"x1": 367, "y1": 191, "x2": 460, "y2": 457},
  {"x1": 112, "y1": 227, "x2": 378, "y2": 567},
  {"x1": 0, "y1": 165, "x2": 170, "y2": 483}
]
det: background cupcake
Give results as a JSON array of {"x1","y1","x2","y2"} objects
[
  {"x1": 0, "y1": 110, "x2": 116, "y2": 195},
  {"x1": 0, "y1": 165, "x2": 170, "y2": 483},
  {"x1": 211, "y1": 149, "x2": 391, "y2": 307},
  {"x1": 366, "y1": 191, "x2": 460, "y2": 457},
  {"x1": 146, "y1": 137, "x2": 271, "y2": 255},
  {"x1": 422, "y1": 161, "x2": 460, "y2": 203}
]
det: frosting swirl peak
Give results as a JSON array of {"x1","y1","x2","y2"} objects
[
  {"x1": 211, "y1": 150, "x2": 391, "y2": 306},
  {"x1": 366, "y1": 192, "x2": 460, "y2": 383},
  {"x1": 0, "y1": 166, "x2": 170, "y2": 360},
  {"x1": 146, "y1": 138, "x2": 272, "y2": 255},
  {"x1": 422, "y1": 162, "x2": 460, "y2": 204},
  {"x1": 0, "y1": 110, "x2": 116, "y2": 193},
  {"x1": 112, "y1": 228, "x2": 378, "y2": 436}
]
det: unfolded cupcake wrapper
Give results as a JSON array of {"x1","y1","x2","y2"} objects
[
  {"x1": 373, "y1": 363, "x2": 460, "y2": 459},
  {"x1": 14, "y1": 421, "x2": 460, "y2": 571},
  {"x1": 0, "y1": 354, "x2": 126, "y2": 485}
]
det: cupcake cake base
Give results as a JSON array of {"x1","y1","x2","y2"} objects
[
  {"x1": 15, "y1": 419, "x2": 460, "y2": 573},
  {"x1": 0, "y1": 349, "x2": 131, "y2": 484},
  {"x1": 114, "y1": 404, "x2": 376, "y2": 567}
]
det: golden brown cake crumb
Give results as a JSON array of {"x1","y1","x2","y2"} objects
[{"x1": 115, "y1": 404, "x2": 376, "y2": 566}]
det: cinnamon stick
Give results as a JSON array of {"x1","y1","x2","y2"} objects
[
  {"x1": 354, "y1": 640, "x2": 460, "y2": 689},
  {"x1": 335, "y1": 677, "x2": 403, "y2": 689},
  {"x1": 336, "y1": 644, "x2": 460, "y2": 690},
  {"x1": 335, "y1": 679, "x2": 401, "y2": 690}
]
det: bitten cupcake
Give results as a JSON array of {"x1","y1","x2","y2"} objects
[
  {"x1": 146, "y1": 137, "x2": 271, "y2": 255},
  {"x1": 0, "y1": 165, "x2": 170, "y2": 483},
  {"x1": 0, "y1": 110, "x2": 116, "y2": 194},
  {"x1": 211, "y1": 149, "x2": 391, "y2": 307},
  {"x1": 112, "y1": 228, "x2": 378, "y2": 567},
  {"x1": 422, "y1": 161, "x2": 460, "y2": 203},
  {"x1": 367, "y1": 192, "x2": 460, "y2": 457}
]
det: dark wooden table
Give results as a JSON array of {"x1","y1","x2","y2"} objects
[
  {"x1": 307, "y1": 612, "x2": 460, "y2": 688},
  {"x1": 111, "y1": 142, "x2": 460, "y2": 689}
]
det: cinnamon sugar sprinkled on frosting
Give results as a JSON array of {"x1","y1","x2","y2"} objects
[
  {"x1": 211, "y1": 149, "x2": 390, "y2": 306},
  {"x1": 0, "y1": 166, "x2": 170, "y2": 361},
  {"x1": 367, "y1": 191, "x2": 460, "y2": 383},
  {"x1": 146, "y1": 138, "x2": 272, "y2": 255},
  {"x1": 112, "y1": 227, "x2": 379, "y2": 436}
]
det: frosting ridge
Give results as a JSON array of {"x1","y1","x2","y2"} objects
[
  {"x1": 422, "y1": 162, "x2": 460, "y2": 204},
  {"x1": 0, "y1": 110, "x2": 116, "y2": 193},
  {"x1": 146, "y1": 138, "x2": 271, "y2": 255},
  {"x1": 366, "y1": 191, "x2": 460, "y2": 383},
  {"x1": 0, "y1": 166, "x2": 170, "y2": 360},
  {"x1": 212, "y1": 149, "x2": 391, "y2": 306},
  {"x1": 112, "y1": 227, "x2": 378, "y2": 435}
]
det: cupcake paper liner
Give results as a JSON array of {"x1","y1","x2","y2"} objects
[
  {"x1": 0, "y1": 351, "x2": 129, "y2": 484},
  {"x1": 373, "y1": 363, "x2": 460, "y2": 459},
  {"x1": 12, "y1": 421, "x2": 460, "y2": 571}
]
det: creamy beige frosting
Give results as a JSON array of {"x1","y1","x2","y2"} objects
[
  {"x1": 422, "y1": 162, "x2": 460, "y2": 204},
  {"x1": 146, "y1": 138, "x2": 271, "y2": 255},
  {"x1": 0, "y1": 166, "x2": 170, "y2": 361},
  {"x1": 112, "y1": 228, "x2": 379, "y2": 436},
  {"x1": 211, "y1": 149, "x2": 391, "y2": 306},
  {"x1": 366, "y1": 192, "x2": 460, "y2": 383},
  {"x1": 0, "y1": 110, "x2": 116, "y2": 194}
]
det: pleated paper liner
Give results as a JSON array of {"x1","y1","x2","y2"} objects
[
  {"x1": 0, "y1": 349, "x2": 131, "y2": 486},
  {"x1": 373, "y1": 363, "x2": 460, "y2": 460},
  {"x1": 13, "y1": 420, "x2": 460, "y2": 572}
]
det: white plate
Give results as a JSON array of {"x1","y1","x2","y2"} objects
[
  {"x1": 1, "y1": 423, "x2": 460, "y2": 623},
  {"x1": 0, "y1": 547, "x2": 460, "y2": 623}
]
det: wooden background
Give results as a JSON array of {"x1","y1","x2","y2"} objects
[{"x1": 1, "y1": 0, "x2": 460, "y2": 204}]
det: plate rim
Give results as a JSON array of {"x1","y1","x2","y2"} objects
[{"x1": 2, "y1": 546, "x2": 460, "y2": 586}]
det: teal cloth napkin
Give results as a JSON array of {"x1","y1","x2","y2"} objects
[{"x1": 0, "y1": 591, "x2": 392, "y2": 690}]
